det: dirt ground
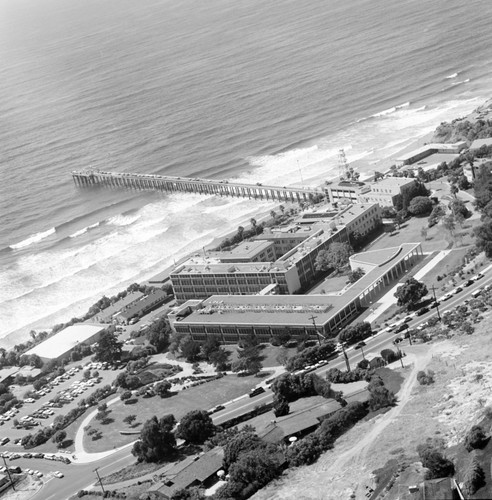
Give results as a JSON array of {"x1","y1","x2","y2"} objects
[{"x1": 252, "y1": 311, "x2": 492, "y2": 500}]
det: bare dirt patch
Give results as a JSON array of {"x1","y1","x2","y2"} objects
[{"x1": 252, "y1": 319, "x2": 492, "y2": 500}]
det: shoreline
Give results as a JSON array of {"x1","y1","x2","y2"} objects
[{"x1": 2, "y1": 99, "x2": 489, "y2": 350}]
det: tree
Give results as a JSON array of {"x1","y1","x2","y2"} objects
[
  {"x1": 123, "y1": 414, "x2": 137, "y2": 426},
  {"x1": 180, "y1": 336, "x2": 201, "y2": 363},
  {"x1": 132, "y1": 415, "x2": 177, "y2": 462},
  {"x1": 250, "y1": 218, "x2": 258, "y2": 234},
  {"x1": 462, "y1": 453, "x2": 486, "y2": 496},
  {"x1": 315, "y1": 242, "x2": 353, "y2": 273},
  {"x1": 273, "y1": 395, "x2": 290, "y2": 417},
  {"x1": 394, "y1": 278, "x2": 428, "y2": 310},
  {"x1": 417, "y1": 443, "x2": 454, "y2": 479},
  {"x1": 170, "y1": 487, "x2": 205, "y2": 500},
  {"x1": 232, "y1": 344, "x2": 263, "y2": 375},
  {"x1": 154, "y1": 380, "x2": 172, "y2": 398},
  {"x1": 168, "y1": 332, "x2": 185, "y2": 356},
  {"x1": 223, "y1": 429, "x2": 264, "y2": 469},
  {"x1": 177, "y1": 410, "x2": 216, "y2": 444},
  {"x1": 94, "y1": 331, "x2": 122, "y2": 364},
  {"x1": 464, "y1": 425, "x2": 488, "y2": 452},
  {"x1": 428, "y1": 203, "x2": 446, "y2": 227},
  {"x1": 52, "y1": 430, "x2": 66, "y2": 447},
  {"x1": 228, "y1": 448, "x2": 282, "y2": 491},
  {"x1": 339, "y1": 322, "x2": 372, "y2": 345},
  {"x1": 347, "y1": 268, "x2": 365, "y2": 284},
  {"x1": 474, "y1": 218, "x2": 492, "y2": 257},
  {"x1": 208, "y1": 348, "x2": 230, "y2": 372},
  {"x1": 408, "y1": 196, "x2": 433, "y2": 216},
  {"x1": 147, "y1": 320, "x2": 170, "y2": 353},
  {"x1": 367, "y1": 377, "x2": 396, "y2": 411},
  {"x1": 200, "y1": 335, "x2": 221, "y2": 362},
  {"x1": 442, "y1": 214, "x2": 456, "y2": 237}
]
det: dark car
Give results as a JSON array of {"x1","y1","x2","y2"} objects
[
  {"x1": 465, "y1": 279, "x2": 474, "y2": 287},
  {"x1": 61, "y1": 457, "x2": 71, "y2": 464},
  {"x1": 403, "y1": 316, "x2": 413, "y2": 323},
  {"x1": 249, "y1": 387, "x2": 266, "y2": 398},
  {"x1": 429, "y1": 301, "x2": 439, "y2": 309},
  {"x1": 395, "y1": 323, "x2": 408, "y2": 333},
  {"x1": 416, "y1": 306, "x2": 430, "y2": 316},
  {"x1": 32, "y1": 453, "x2": 44, "y2": 459}
]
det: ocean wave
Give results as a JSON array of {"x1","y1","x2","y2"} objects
[
  {"x1": 371, "y1": 102, "x2": 411, "y2": 118},
  {"x1": 445, "y1": 72, "x2": 459, "y2": 79},
  {"x1": 106, "y1": 214, "x2": 141, "y2": 226},
  {"x1": 69, "y1": 222, "x2": 100, "y2": 239},
  {"x1": 452, "y1": 78, "x2": 470, "y2": 86},
  {"x1": 9, "y1": 228, "x2": 56, "y2": 250}
]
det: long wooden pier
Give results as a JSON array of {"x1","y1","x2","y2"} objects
[{"x1": 72, "y1": 170, "x2": 320, "y2": 203}]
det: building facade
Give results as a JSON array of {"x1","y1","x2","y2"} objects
[{"x1": 170, "y1": 204, "x2": 382, "y2": 303}]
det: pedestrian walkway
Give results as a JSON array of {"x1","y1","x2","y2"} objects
[{"x1": 364, "y1": 250, "x2": 451, "y2": 325}]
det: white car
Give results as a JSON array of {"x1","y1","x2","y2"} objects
[{"x1": 54, "y1": 471, "x2": 64, "y2": 478}]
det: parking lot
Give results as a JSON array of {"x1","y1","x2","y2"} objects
[{"x1": 1, "y1": 361, "x2": 119, "y2": 446}]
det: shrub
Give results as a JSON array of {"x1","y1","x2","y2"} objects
[
  {"x1": 417, "y1": 443, "x2": 454, "y2": 479},
  {"x1": 462, "y1": 453, "x2": 486, "y2": 496},
  {"x1": 286, "y1": 434, "x2": 323, "y2": 466},
  {"x1": 464, "y1": 425, "x2": 488, "y2": 452},
  {"x1": 417, "y1": 370, "x2": 435, "y2": 385}
]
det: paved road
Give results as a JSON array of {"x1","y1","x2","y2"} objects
[{"x1": 11, "y1": 271, "x2": 492, "y2": 499}]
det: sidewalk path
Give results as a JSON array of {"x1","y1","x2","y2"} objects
[{"x1": 364, "y1": 250, "x2": 451, "y2": 325}]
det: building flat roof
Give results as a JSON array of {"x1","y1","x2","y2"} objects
[
  {"x1": 96, "y1": 292, "x2": 144, "y2": 319},
  {"x1": 396, "y1": 142, "x2": 465, "y2": 162},
  {"x1": 25, "y1": 324, "x2": 107, "y2": 360},
  {"x1": 175, "y1": 243, "x2": 421, "y2": 328},
  {"x1": 206, "y1": 240, "x2": 274, "y2": 260},
  {"x1": 470, "y1": 137, "x2": 492, "y2": 150},
  {"x1": 149, "y1": 448, "x2": 224, "y2": 497},
  {"x1": 117, "y1": 290, "x2": 168, "y2": 319},
  {"x1": 369, "y1": 177, "x2": 416, "y2": 189}
]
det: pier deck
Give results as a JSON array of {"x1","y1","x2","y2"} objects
[{"x1": 72, "y1": 170, "x2": 321, "y2": 203}]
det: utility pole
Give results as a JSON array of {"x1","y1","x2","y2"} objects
[
  {"x1": 94, "y1": 468, "x2": 105, "y2": 495},
  {"x1": 430, "y1": 285, "x2": 442, "y2": 322},
  {"x1": 2, "y1": 456, "x2": 14, "y2": 490},
  {"x1": 309, "y1": 315, "x2": 321, "y2": 345},
  {"x1": 340, "y1": 343, "x2": 351, "y2": 372},
  {"x1": 393, "y1": 341, "x2": 405, "y2": 368}
]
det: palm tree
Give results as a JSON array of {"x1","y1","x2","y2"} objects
[
  {"x1": 270, "y1": 210, "x2": 277, "y2": 220},
  {"x1": 279, "y1": 205, "x2": 285, "y2": 214},
  {"x1": 355, "y1": 341, "x2": 366, "y2": 360},
  {"x1": 250, "y1": 218, "x2": 257, "y2": 234}
]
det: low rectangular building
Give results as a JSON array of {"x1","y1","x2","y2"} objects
[
  {"x1": 24, "y1": 324, "x2": 107, "y2": 363},
  {"x1": 359, "y1": 177, "x2": 416, "y2": 207},
  {"x1": 93, "y1": 292, "x2": 144, "y2": 323},
  {"x1": 169, "y1": 243, "x2": 422, "y2": 342},
  {"x1": 114, "y1": 290, "x2": 169, "y2": 324},
  {"x1": 146, "y1": 448, "x2": 224, "y2": 500}
]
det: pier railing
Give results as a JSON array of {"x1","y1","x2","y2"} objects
[{"x1": 72, "y1": 170, "x2": 321, "y2": 203}]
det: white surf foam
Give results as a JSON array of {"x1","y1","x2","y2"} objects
[
  {"x1": 9, "y1": 227, "x2": 56, "y2": 250},
  {"x1": 445, "y1": 72, "x2": 458, "y2": 79}
]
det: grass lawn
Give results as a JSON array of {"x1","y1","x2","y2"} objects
[
  {"x1": 84, "y1": 374, "x2": 261, "y2": 452},
  {"x1": 228, "y1": 343, "x2": 297, "y2": 369}
]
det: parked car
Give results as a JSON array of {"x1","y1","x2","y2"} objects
[
  {"x1": 249, "y1": 387, "x2": 266, "y2": 398},
  {"x1": 416, "y1": 306, "x2": 430, "y2": 316},
  {"x1": 54, "y1": 471, "x2": 64, "y2": 478}
]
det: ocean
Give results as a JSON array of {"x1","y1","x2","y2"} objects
[{"x1": 1, "y1": 0, "x2": 492, "y2": 347}]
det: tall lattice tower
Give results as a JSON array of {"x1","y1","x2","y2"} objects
[{"x1": 338, "y1": 149, "x2": 349, "y2": 180}]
